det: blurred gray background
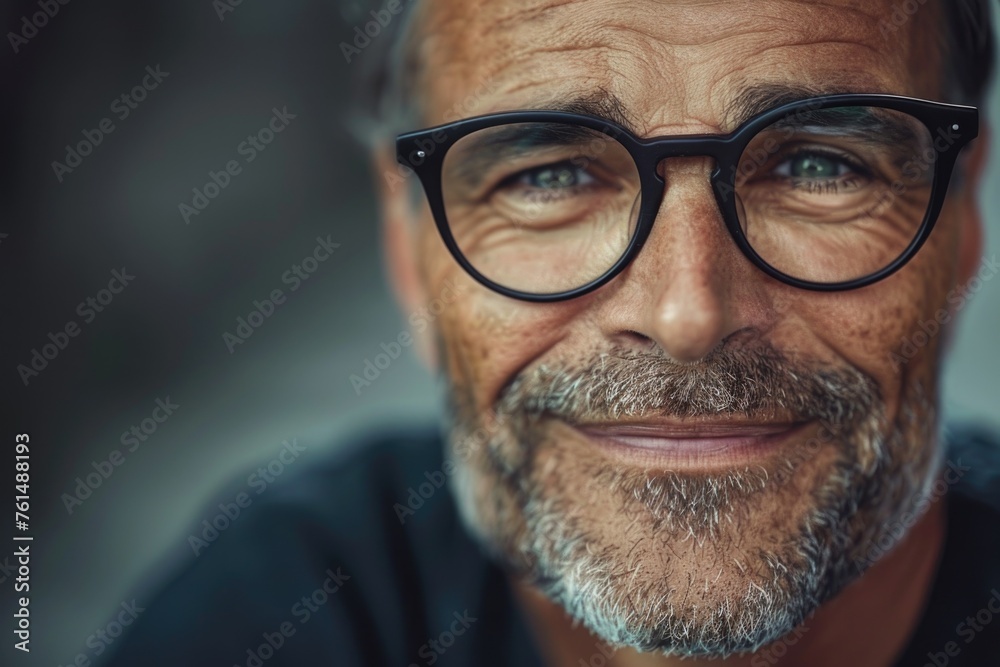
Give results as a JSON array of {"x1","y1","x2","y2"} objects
[{"x1": 1, "y1": 1, "x2": 998, "y2": 664}]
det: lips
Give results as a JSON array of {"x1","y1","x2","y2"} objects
[{"x1": 568, "y1": 418, "x2": 812, "y2": 468}]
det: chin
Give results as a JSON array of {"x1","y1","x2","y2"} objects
[
  {"x1": 443, "y1": 343, "x2": 942, "y2": 656},
  {"x1": 447, "y1": 386, "x2": 941, "y2": 657}
]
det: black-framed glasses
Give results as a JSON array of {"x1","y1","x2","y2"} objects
[{"x1": 396, "y1": 94, "x2": 978, "y2": 302}]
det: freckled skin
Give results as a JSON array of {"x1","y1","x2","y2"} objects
[
  {"x1": 377, "y1": 0, "x2": 985, "y2": 665},
  {"x1": 407, "y1": 0, "x2": 959, "y2": 424}
]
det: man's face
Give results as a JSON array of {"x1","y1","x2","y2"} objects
[{"x1": 383, "y1": 0, "x2": 979, "y2": 657}]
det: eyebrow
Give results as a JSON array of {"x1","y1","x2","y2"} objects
[
  {"x1": 446, "y1": 123, "x2": 603, "y2": 189},
  {"x1": 723, "y1": 83, "x2": 842, "y2": 128},
  {"x1": 527, "y1": 89, "x2": 642, "y2": 134},
  {"x1": 449, "y1": 82, "x2": 917, "y2": 187},
  {"x1": 527, "y1": 82, "x2": 899, "y2": 135},
  {"x1": 720, "y1": 82, "x2": 916, "y2": 132},
  {"x1": 727, "y1": 83, "x2": 922, "y2": 151}
]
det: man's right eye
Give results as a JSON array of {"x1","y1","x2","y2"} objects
[{"x1": 502, "y1": 161, "x2": 596, "y2": 193}]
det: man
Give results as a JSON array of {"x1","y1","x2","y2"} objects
[{"x1": 103, "y1": 0, "x2": 1000, "y2": 665}]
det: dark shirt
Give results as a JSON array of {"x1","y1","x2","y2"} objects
[{"x1": 101, "y1": 423, "x2": 1000, "y2": 667}]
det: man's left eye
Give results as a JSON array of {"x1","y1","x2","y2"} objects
[
  {"x1": 774, "y1": 152, "x2": 853, "y2": 179},
  {"x1": 516, "y1": 162, "x2": 595, "y2": 189}
]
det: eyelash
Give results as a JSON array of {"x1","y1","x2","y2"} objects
[
  {"x1": 787, "y1": 178, "x2": 861, "y2": 194},
  {"x1": 770, "y1": 148, "x2": 871, "y2": 193}
]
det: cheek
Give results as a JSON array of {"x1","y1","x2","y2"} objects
[
  {"x1": 780, "y1": 212, "x2": 962, "y2": 422},
  {"x1": 417, "y1": 218, "x2": 579, "y2": 412},
  {"x1": 877, "y1": 208, "x2": 963, "y2": 398},
  {"x1": 436, "y1": 294, "x2": 579, "y2": 413}
]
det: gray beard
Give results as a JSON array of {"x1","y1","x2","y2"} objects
[{"x1": 443, "y1": 344, "x2": 942, "y2": 657}]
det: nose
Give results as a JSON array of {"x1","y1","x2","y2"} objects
[{"x1": 603, "y1": 157, "x2": 754, "y2": 362}]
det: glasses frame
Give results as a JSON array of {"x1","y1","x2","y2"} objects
[{"x1": 396, "y1": 93, "x2": 979, "y2": 302}]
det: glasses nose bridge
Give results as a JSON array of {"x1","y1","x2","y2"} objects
[
  {"x1": 639, "y1": 135, "x2": 730, "y2": 182},
  {"x1": 640, "y1": 134, "x2": 729, "y2": 184}
]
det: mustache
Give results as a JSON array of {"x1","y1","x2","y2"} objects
[{"x1": 495, "y1": 343, "x2": 879, "y2": 430}]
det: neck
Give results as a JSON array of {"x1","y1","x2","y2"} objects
[{"x1": 512, "y1": 495, "x2": 946, "y2": 667}]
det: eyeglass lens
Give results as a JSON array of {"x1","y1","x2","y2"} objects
[{"x1": 439, "y1": 106, "x2": 936, "y2": 295}]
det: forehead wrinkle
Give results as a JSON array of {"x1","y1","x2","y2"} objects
[
  {"x1": 492, "y1": 0, "x2": 586, "y2": 27},
  {"x1": 416, "y1": 0, "x2": 940, "y2": 132},
  {"x1": 419, "y1": 0, "x2": 910, "y2": 68}
]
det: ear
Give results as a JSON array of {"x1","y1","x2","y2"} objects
[
  {"x1": 373, "y1": 143, "x2": 439, "y2": 370},
  {"x1": 954, "y1": 123, "x2": 988, "y2": 286}
]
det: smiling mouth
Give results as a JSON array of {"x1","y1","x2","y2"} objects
[{"x1": 567, "y1": 418, "x2": 813, "y2": 470}]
